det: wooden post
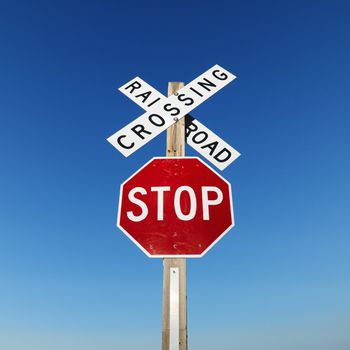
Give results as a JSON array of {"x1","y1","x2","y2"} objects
[{"x1": 162, "y1": 82, "x2": 187, "y2": 350}]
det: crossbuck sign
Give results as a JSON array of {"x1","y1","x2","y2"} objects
[{"x1": 107, "y1": 65, "x2": 240, "y2": 170}]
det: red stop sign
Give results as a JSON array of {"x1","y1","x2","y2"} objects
[{"x1": 117, "y1": 157, "x2": 234, "y2": 257}]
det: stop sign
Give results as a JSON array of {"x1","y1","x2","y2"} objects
[{"x1": 117, "y1": 157, "x2": 234, "y2": 257}]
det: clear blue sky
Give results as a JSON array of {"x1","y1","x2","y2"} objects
[{"x1": 1, "y1": 1, "x2": 349, "y2": 349}]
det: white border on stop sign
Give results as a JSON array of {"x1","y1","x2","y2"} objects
[{"x1": 116, "y1": 156, "x2": 235, "y2": 258}]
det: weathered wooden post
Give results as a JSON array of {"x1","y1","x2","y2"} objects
[{"x1": 162, "y1": 82, "x2": 187, "y2": 350}]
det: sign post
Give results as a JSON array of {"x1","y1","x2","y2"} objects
[
  {"x1": 109, "y1": 65, "x2": 239, "y2": 350},
  {"x1": 162, "y1": 82, "x2": 187, "y2": 350}
]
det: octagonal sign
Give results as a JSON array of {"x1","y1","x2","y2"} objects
[{"x1": 117, "y1": 157, "x2": 234, "y2": 257}]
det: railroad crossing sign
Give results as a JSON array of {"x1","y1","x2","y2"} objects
[
  {"x1": 118, "y1": 157, "x2": 234, "y2": 257},
  {"x1": 107, "y1": 67, "x2": 240, "y2": 350},
  {"x1": 107, "y1": 65, "x2": 240, "y2": 170}
]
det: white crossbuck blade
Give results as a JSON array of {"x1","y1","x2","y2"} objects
[
  {"x1": 107, "y1": 64, "x2": 241, "y2": 171},
  {"x1": 117, "y1": 76, "x2": 240, "y2": 171}
]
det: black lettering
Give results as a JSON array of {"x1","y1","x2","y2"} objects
[
  {"x1": 131, "y1": 124, "x2": 152, "y2": 140},
  {"x1": 117, "y1": 135, "x2": 134, "y2": 149},
  {"x1": 185, "y1": 115, "x2": 198, "y2": 140},
  {"x1": 177, "y1": 93, "x2": 194, "y2": 106},
  {"x1": 192, "y1": 131, "x2": 208, "y2": 144},
  {"x1": 212, "y1": 69, "x2": 228, "y2": 81},
  {"x1": 124, "y1": 80, "x2": 141, "y2": 94},
  {"x1": 197, "y1": 78, "x2": 216, "y2": 92},
  {"x1": 163, "y1": 103, "x2": 180, "y2": 116},
  {"x1": 201, "y1": 141, "x2": 219, "y2": 156},
  {"x1": 214, "y1": 148, "x2": 231, "y2": 162},
  {"x1": 147, "y1": 97, "x2": 161, "y2": 107},
  {"x1": 148, "y1": 114, "x2": 165, "y2": 127},
  {"x1": 190, "y1": 87, "x2": 203, "y2": 97},
  {"x1": 135, "y1": 91, "x2": 151, "y2": 103}
]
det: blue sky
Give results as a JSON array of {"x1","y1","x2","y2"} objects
[{"x1": 0, "y1": 0, "x2": 349, "y2": 349}]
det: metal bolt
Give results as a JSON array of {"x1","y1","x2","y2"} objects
[{"x1": 173, "y1": 117, "x2": 178, "y2": 122}]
